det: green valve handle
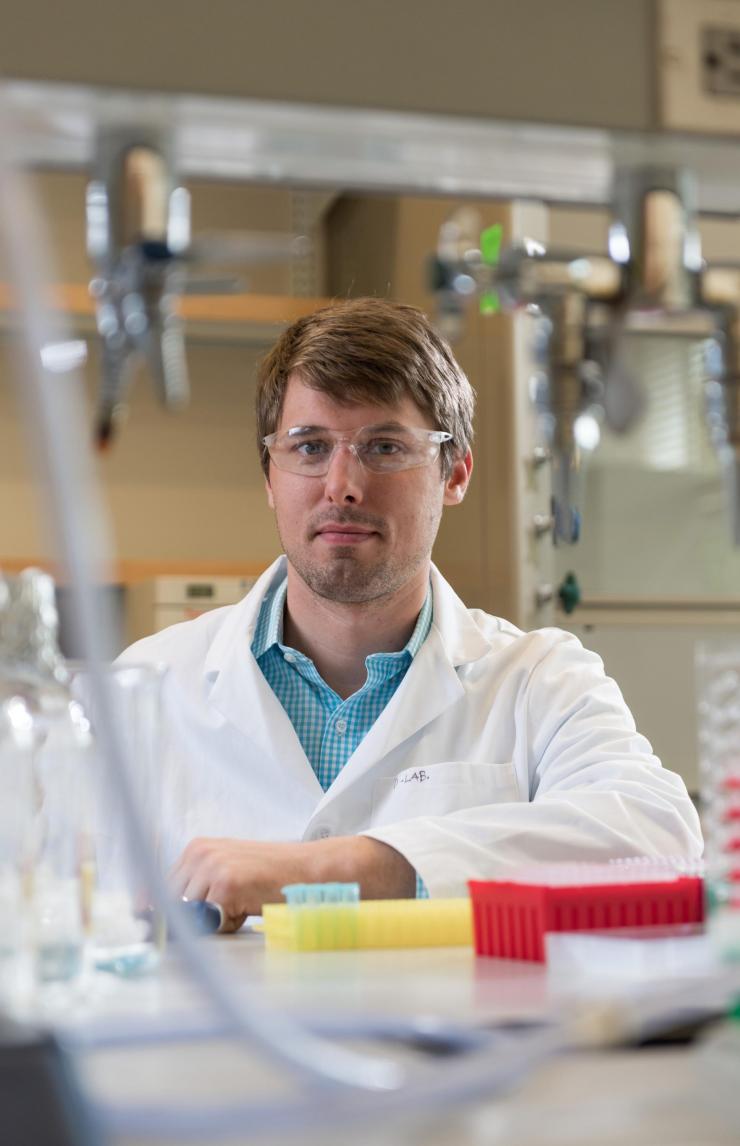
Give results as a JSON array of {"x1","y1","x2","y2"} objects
[
  {"x1": 479, "y1": 223, "x2": 503, "y2": 315},
  {"x1": 557, "y1": 571, "x2": 581, "y2": 615}
]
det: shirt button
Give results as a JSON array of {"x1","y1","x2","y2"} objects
[
  {"x1": 313, "y1": 826, "x2": 331, "y2": 840},
  {"x1": 283, "y1": 652, "x2": 296, "y2": 663},
  {"x1": 334, "y1": 718, "x2": 348, "y2": 735}
]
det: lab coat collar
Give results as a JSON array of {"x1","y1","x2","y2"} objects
[
  {"x1": 428, "y1": 563, "x2": 494, "y2": 667},
  {"x1": 203, "y1": 556, "x2": 492, "y2": 679},
  {"x1": 202, "y1": 557, "x2": 318, "y2": 783},
  {"x1": 204, "y1": 556, "x2": 288, "y2": 681}
]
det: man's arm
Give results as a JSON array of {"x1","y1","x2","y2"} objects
[
  {"x1": 169, "y1": 631, "x2": 702, "y2": 921},
  {"x1": 170, "y1": 834, "x2": 416, "y2": 932},
  {"x1": 364, "y1": 632, "x2": 703, "y2": 896}
]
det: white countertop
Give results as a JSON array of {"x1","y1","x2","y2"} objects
[{"x1": 44, "y1": 927, "x2": 740, "y2": 1146}]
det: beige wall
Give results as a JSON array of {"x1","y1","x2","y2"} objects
[
  {"x1": 2, "y1": 1, "x2": 656, "y2": 131},
  {"x1": 548, "y1": 204, "x2": 740, "y2": 262},
  {"x1": 0, "y1": 335, "x2": 284, "y2": 568}
]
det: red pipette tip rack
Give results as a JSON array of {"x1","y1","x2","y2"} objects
[{"x1": 469, "y1": 866, "x2": 704, "y2": 962}]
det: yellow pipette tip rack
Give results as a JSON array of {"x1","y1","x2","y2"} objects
[{"x1": 263, "y1": 896, "x2": 473, "y2": 952}]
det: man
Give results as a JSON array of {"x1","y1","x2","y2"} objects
[{"x1": 123, "y1": 298, "x2": 702, "y2": 931}]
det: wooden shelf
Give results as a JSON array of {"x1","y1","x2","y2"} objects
[
  {"x1": 0, "y1": 557, "x2": 269, "y2": 586},
  {"x1": 0, "y1": 284, "x2": 331, "y2": 326}
]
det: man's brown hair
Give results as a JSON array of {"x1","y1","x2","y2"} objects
[{"x1": 255, "y1": 297, "x2": 475, "y2": 478}]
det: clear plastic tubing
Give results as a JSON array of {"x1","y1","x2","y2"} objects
[{"x1": 0, "y1": 86, "x2": 399, "y2": 1093}]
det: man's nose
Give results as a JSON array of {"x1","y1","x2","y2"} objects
[{"x1": 322, "y1": 443, "x2": 366, "y2": 503}]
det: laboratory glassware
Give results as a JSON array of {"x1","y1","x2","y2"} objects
[
  {"x1": 72, "y1": 662, "x2": 167, "y2": 977},
  {"x1": 0, "y1": 568, "x2": 91, "y2": 1010}
]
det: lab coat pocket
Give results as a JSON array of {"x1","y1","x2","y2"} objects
[{"x1": 371, "y1": 760, "x2": 519, "y2": 827}]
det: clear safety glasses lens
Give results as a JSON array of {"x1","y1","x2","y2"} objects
[{"x1": 264, "y1": 426, "x2": 453, "y2": 475}]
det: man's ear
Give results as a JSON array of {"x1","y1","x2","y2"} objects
[
  {"x1": 442, "y1": 449, "x2": 473, "y2": 506},
  {"x1": 265, "y1": 477, "x2": 275, "y2": 510}
]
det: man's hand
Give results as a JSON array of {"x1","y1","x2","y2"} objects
[{"x1": 169, "y1": 835, "x2": 417, "y2": 932}]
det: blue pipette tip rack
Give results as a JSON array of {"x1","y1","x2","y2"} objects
[{"x1": 281, "y1": 881, "x2": 361, "y2": 906}]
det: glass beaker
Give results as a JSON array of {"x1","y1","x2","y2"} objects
[{"x1": 72, "y1": 662, "x2": 167, "y2": 978}]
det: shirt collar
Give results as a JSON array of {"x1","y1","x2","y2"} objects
[
  {"x1": 402, "y1": 583, "x2": 433, "y2": 659},
  {"x1": 251, "y1": 570, "x2": 433, "y2": 663},
  {"x1": 251, "y1": 575, "x2": 288, "y2": 659}
]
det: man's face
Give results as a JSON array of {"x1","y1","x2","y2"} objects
[{"x1": 265, "y1": 375, "x2": 471, "y2": 605}]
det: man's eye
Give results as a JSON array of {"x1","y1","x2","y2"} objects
[
  {"x1": 364, "y1": 438, "x2": 407, "y2": 455},
  {"x1": 292, "y1": 439, "x2": 330, "y2": 457}
]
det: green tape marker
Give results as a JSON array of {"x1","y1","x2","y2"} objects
[
  {"x1": 480, "y1": 223, "x2": 503, "y2": 266},
  {"x1": 479, "y1": 290, "x2": 500, "y2": 315},
  {"x1": 479, "y1": 223, "x2": 503, "y2": 315}
]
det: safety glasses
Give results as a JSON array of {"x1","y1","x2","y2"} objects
[{"x1": 263, "y1": 424, "x2": 453, "y2": 476}]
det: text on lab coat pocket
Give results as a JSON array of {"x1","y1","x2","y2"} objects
[{"x1": 370, "y1": 760, "x2": 520, "y2": 827}]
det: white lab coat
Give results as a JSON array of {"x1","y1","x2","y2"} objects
[{"x1": 121, "y1": 557, "x2": 702, "y2": 896}]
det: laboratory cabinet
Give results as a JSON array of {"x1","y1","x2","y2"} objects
[
  {"x1": 561, "y1": 608, "x2": 740, "y2": 797},
  {"x1": 553, "y1": 322, "x2": 740, "y2": 797},
  {"x1": 126, "y1": 574, "x2": 256, "y2": 644}
]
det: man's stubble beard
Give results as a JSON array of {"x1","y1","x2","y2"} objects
[
  {"x1": 280, "y1": 539, "x2": 418, "y2": 604},
  {"x1": 277, "y1": 516, "x2": 440, "y2": 605}
]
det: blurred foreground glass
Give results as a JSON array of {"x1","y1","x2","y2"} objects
[
  {"x1": 72, "y1": 662, "x2": 167, "y2": 979},
  {"x1": 0, "y1": 692, "x2": 37, "y2": 1010},
  {"x1": 0, "y1": 568, "x2": 91, "y2": 1013},
  {"x1": 32, "y1": 696, "x2": 93, "y2": 997},
  {"x1": 696, "y1": 641, "x2": 740, "y2": 962}
]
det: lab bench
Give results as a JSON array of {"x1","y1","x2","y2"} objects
[{"x1": 59, "y1": 928, "x2": 740, "y2": 1146}]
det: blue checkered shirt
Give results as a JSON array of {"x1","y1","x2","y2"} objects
[{"x1": 251, "y1": 573, "x2": 431, "y2": 898}]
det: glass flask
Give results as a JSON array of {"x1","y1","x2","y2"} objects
[
  {"x1": 0, "y1": 568, "x2": 90, "y2": 1011},
  {"x1": 0, "y1": 690, "x2": 36, "y2": 1011}
]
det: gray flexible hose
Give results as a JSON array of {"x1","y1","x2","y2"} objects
[{"x1": 0, "y1": 84, "x2": 401, "y2": 1095}]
